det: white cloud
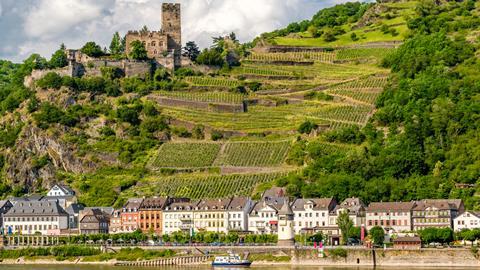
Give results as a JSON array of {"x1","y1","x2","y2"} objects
[{"x1": 0, "y1": 0, "x2": 367, "y2": 62}]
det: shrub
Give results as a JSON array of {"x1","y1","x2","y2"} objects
[
  {"x1": 211, "y1": 131, "x2": 224, "y2": 141},
  {"x1": 101, "y1": 66, "x2": 124, "y2": 80},
  {"x1": 36, "y1": 72, "x2": 63, "y2": 89},
  {"x1": 323, "y1": 29, "x2": 337, "y2": 42},
  {"x1": 298, "y1": 120, "x2": 318, "y2": 134},
  {"x1": 116, "y1": 106, "x2": 141, "y2": 126}
]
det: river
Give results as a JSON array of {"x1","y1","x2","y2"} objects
[{"x1": 0, "y1": 266, "x2": 476, "y2": 270}]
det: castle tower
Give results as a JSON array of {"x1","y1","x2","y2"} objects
[
  {"x1": 162, "y1": 3, "x2": 182, "y2": 64},
  {"x1": 277, "y1": 198, "x2": 295, "y2": 247}
]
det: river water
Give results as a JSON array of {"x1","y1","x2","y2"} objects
[{"x1": 0, "y1": 266, "x2": 476, "y2": 270}]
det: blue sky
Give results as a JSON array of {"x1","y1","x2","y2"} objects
[{"x1": 0, "y1": 0, "x2": 370, "y2": 62}]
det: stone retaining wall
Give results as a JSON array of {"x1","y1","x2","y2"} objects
[{"x1": 148, "y1": 95, "x2": 246, "y2": 113}]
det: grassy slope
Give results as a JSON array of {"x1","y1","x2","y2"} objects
[{"x1": 275, "y1": 1, "x2": 416, "y2": 47}]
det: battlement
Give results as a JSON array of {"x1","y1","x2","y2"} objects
[
  {"x1": 162, "y1": 3, "x2": 180, "y2": 12},
  {"x1": 126, "y1": 30, "x2": 166, "y2": 37}
]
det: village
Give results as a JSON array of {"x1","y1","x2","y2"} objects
[{"x1": 0, "y1": 183, "x2": 478, "y2": 250}]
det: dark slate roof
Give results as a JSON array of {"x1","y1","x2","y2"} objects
[
  {"x1": 164, "y1": 200, "x2": 199, "y2": 211},
  {"x1": 122, "y1": 198, "x2": 144, "y2": 211},
  {"x1": 140, "y1": 197, "x2": 169, "y2": 210},
  {"x1": 196, "y1": 198, "x2": 232, "y2": 211},
  {"x1": 278, "y1": 198, "x2": 294, "y2": 216},
  {"x1": 80, "y1": 209, "x2": 109, "y2": 223},
  {"x1": 65, "y1": 203, "x2": 85, "y2": 215},
  {"x1": 0, "y1": 200, "x2": 12, "y2": 208},
  {"x1": 262, "y1": 187, "x2": 286, "y2": 200},
  {"x1": 227, "y1": 197, "x2": 250, "y2": 211},
  {"x1": 413, "y1": 199, "x2": 463, "y2": 211},
  {"x1": 251, "y1": 197, "x2": 286, "y2": 213},
  {"x1": 4, "y1": 201, "x2": 68, "y2": 216},
  {"x1": 292, "y1": 198, "x2": 336, "y2": 211},
  {"x1": 84, "y1": 207, "x2": 114, "y2": 216}
]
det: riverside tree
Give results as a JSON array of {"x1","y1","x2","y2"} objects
[{"x1": 337, "y1": 211, "x2": 353, "y2": 245}]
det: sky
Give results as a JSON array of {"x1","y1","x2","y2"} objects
[{"x1": 0, "y1": 0, "x2": 369, "y2": 62}]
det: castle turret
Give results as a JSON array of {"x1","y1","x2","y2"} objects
[
  {"x1": 277, "y1": 198, "x2": 295, "y2": 246},
  {"x1": 162, "y1": 3, "x2": 182, "y2": 67}
]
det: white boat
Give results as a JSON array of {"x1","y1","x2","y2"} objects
[{"x1": 212, "y1": 253, "x2": 251, "y2": 267}]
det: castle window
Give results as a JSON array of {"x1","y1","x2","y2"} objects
[
  {"x1": 160, "y1": 42, "x2": 164, "y2": 47},
  {"x1": 152, "y1": 41, "x2": 156, "y2": 46},
  {"x1": 154, "y1": 50, "x2": 157, "y2": 54}
]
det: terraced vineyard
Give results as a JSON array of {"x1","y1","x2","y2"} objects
[
  {"x1": 246, "y1": 52, "x2": 336, "y2": 63},
  {"x1": 336, "y1": 48, "x2": 395, "y2": 61},
  {"x1": 130, "y1": 172, "x2": 290, "y2": 199},
  {"x1": 156, "y1": 90, "x2": 245, "y2": 104},
  {"x1": 233, "y1": 66, "x2": 294, "y2": 76},
  {"x1": 326, "y1": 75, "x2": 388, "y2": 105},
  {"x1": 310, "y1": 104, "x2": 373, "y2": 125},
  {"x1": 163, "y1": 103, "x2": 330, "y2": 133},
  {"x1": 214, "y1": 141, "x2": 292, "y2": 167},
  {"x1": 186, "y1": 76, "x2": 239, "y2": 87},
  {"x1": 150, "y1": 142, "x2": 221, "y2": 168}
]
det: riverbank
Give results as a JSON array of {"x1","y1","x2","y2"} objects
[{"x1": 1, "y1": 248, "x2": 479, "y2": 267}]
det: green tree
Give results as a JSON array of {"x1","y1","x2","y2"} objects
[
  {"x1": 183, "y1": 41, "x2": 200, "y2": 62},
  {"x1": 129, "y1": 40, "x2": 148, "y2": 60},
  {"x1": 81, "y1": 42, "x2": 104, "y2": 58},
  {"x1": 337, "y1": 211, "x2": 353, "y2": 245},
  {"x1": 49, "y1": 46, "x2": 68, "y2": 68},
  {"x1": 109, "y1": 32, "x2": 123, "y2": 55},
  {"x1": 369, "y1": 226, "x2": 385, "y2": 245},
  {"x1": 196, "y1": 48, "x2": 225, "y2": 67}
]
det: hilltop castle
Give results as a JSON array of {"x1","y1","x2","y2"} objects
[{"x1": 125, "y1": 3, "x2": 182, "y2": 69}]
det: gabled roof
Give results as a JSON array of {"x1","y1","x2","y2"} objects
[
  {"x1": 49, "y1": 184, "x2": 75, "y2": 195},
  {"x1": 140, "y1": 197, "x2": 169, "y2": 210},
  {"x1": 333, "y1": 197, "x2": 365, "y2": 215},
  {"x1": 84, "y1": 207, "x2": 114, "y2": 216},
  {"x1": 292, "y1": 198, "x2": 336, "y2": 211},
  {"x1": 80, "y1": 208, "x2": 109, "y2": 223},
  {"x1": 65, "y1": 203, "x2": 85, "y2": 215},
  {"x1": 456, "y1": 210, "x2": 480, "y2": 219},
  {"x1": 123, "y1": 198, "x2": 144, "y2": 211},
  {"x1": 196, "y1": 198, "x2": 232, "y2": 211},
  {"x1": 4, "y1": 201, "x2": 68, "y2": 216},
  {"x1": 251, "y1": 197, "x2": 286, "y2": 214},
  {"x1": 262, "y1": 187, "x2": 286, "y2": 200},
  {"x1": 227, "y1": 197, "x2": 250, "y2": 211},
  {"x1": 164, "y1": 200, "x2": 198, "y2": 212},
  {"x1": 367, "y1": 201, "x2": 416, "y2": 212},
  {"x1": 0, "y1": 200, "x2": 12, "y2": 209},
  {"x1": 413, "y1": 199, "x2": 463, "y2": 211}
]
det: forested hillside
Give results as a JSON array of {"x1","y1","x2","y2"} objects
[{"x1": 275, "y1": 0, "x2": 480, "y2": 209}]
